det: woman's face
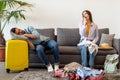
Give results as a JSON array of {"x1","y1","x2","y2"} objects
[{"x1": 83, "y1": 11, "x2": 90, "y2": 21}]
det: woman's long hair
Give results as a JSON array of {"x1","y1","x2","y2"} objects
[{"x1": 82, "y1": 10, "x2": 93, "y2": 23}]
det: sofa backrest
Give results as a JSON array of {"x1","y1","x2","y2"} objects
[
  {"x1": 57, "y1": 28, "x2": 109, "y2": 46},
  {"x1": 35, "y1": 28, "x2": 109, "y2": 46},
  {"x1": 57, "y1": 28, "x2": 80, "y2": 46},
  {"x1": 36, "y1": 28, "x2": 55, "y2": 40}
]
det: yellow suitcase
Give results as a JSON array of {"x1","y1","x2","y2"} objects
[{"x1": 5, "y1": 40, "x2": 28, "y2": 73}]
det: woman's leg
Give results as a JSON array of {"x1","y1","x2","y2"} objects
[
  {"x1": 89, "y1": 51, "x2": 96, "y2": 68},
  {"x1": 77, "y1": 45, "x2": 88, "y2": 67}
]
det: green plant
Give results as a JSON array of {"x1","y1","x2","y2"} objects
[
  {"x1": 0, "y1": 0, "x2": 32, "y2": 34},
  {"x1": 0, "y1": 0, "x2": 32, "y2": 46}
]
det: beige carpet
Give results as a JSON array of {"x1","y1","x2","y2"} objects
[
  {"x1": 12, "y1": 69, "x2": 68, "y2": 80},
  {"x1": 103, "y1": 70, "x2": 120, "y2": 80},
  {"x1": 12, "y1": 69, "x2": 120, "y2": 80},
  {"x1": 1, "y1": 61, "x2": 120, "y2": 80}
]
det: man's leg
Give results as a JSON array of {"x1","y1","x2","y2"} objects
[
  {"x1": 46, "y1": 40, "x2": 60, "y2": 71},
  {"x1": 36, "y1": 44, "x2": 53, "y2": 72},
  {"x1": 47, "y1": 40, "x2": 60, "y2": 64}
]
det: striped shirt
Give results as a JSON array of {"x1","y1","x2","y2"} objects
[{"x1": 79, "y1": 22, "x2": 99, "y2": 44}]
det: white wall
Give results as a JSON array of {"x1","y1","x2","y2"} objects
[{"x1": 3, "y1": 0, "x2": 120, "y2": 40}]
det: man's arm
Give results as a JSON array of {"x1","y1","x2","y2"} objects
[
  {"x1": 23, "y1": 34, "x2": 37, "y2": 39},
  {"x1": 26, "y1": 39, "x2": 35, "y2": 49}
]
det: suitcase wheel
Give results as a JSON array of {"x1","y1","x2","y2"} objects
[
  {"x1": 6, "y1": 69, "x2": 10, "y2": 73},
  {"x1": 24, "y1": 68, "x2": 28, "y2": 71}
]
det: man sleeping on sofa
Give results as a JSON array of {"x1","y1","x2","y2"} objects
[{"x1": 10, "y1": 26, "x2": 60, "y2": 72}]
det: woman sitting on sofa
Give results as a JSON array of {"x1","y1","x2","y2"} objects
[
  {"x1": 10, "y1": 26, "x2": 60, "y2": 72},
  {"x1": 77, "y1": 10, "x2": 99, "y2": 68}
]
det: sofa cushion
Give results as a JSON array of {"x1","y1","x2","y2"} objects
[
  {"x1": 59, "y1": 46, "x2": 80, "y2": 55},
  {"x1": 97, "y1": 28, "x2": 109, "y2": 45},
  {"x1": 98, "y1": 49, "x2": 117, "y2": 55},
  {"x1": 99, "y1": 33, "x2": 115, "y2": 47},
  {"x1": 59, "y1": 46, "x2": 117, "y2": 55},
  {"x1": 36, "y1": 28, "x2": 55, "y2": 40},
  {"x1": 57, "y1": 28, "x2": 80, "y2": 46}
]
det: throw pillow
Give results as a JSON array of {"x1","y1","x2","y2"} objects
[{"x1": 99, "y1": 33, "x2": 115, "y2": 47}]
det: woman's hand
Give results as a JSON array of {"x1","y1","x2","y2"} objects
[{"x1": 83, "y1": 17, "x2": 87, "y2": 25}]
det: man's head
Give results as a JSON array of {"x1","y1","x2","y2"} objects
[{"x1": 11, "y1": 28, "x2": 25, "y2": 35}]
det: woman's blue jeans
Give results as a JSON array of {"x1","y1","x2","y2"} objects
[
  {"x1": 35, "y1": 40, "x2": 59, "y2": 66},
  {"x1": 77, "y1": 45, "x2": 96, "y2": 68}
]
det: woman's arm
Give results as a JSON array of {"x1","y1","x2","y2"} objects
[
  {"x1": 79, "y1": 24, "x2": 86, "y2": 41},
  {"x1": 92, "y1": 25, "x2": 99, "y2": 44}
]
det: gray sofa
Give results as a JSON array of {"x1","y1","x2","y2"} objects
[{"x1": 29, "y1": 28, "x2": 120, "y2": 69}]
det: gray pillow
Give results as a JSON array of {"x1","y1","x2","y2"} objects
[
  {"x1": 99, "y1": 33, "x2": 115, "y2": 47},
  {"x1": 97, "y1": 28, "x2": 109, "y2": 45},
  {"x1": 10, "y1": 32, "x2": 28, "y2": 40}
]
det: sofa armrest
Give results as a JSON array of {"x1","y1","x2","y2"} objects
[
  {"x1": 113, "y1": 38, "x2": 120, "y2": 68},
  {"x1": 113, "y1": 38, "x2": 120, "y2": 54}
]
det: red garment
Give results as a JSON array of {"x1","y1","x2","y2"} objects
[{"x1": 87, "y1": 73, "x2": 105, "y2": 80}]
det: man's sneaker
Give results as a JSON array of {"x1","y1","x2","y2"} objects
[
  {"x1": 47, "y1": 64, "x2": 53, "y2": 72},
  {"x1": 54, "y1": 65, "x2": 59, "y2": 71}
]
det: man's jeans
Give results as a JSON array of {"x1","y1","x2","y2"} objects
[
  {"x1": 35, "y1": 40, "x2": 59, "y2": 66},
  {"x1": 77, "y1": 45, "x2": 96, "y2": 68}
]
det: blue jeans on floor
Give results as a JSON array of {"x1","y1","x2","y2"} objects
[
  {"x1": 35, "y1": 40, "x2": 59, "y2": 66},
  {"x1": 77, "y1": 45, "x2": 96, "y2": 68}
]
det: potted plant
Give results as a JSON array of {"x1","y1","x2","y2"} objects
[{"x1": 0, "y1": 0, "x2": 32, "y2": 61}]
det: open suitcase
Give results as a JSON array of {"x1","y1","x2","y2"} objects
[{"x1": 5, "y1": 40, "x2": 28, "y2": 73}]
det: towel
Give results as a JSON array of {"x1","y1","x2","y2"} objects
[
  {"x1": 77, "y1": 39, "x2": 98, "y2": 55},
  {"x1": 88, "y1": 41, "x2": 98, "y2": 54}
]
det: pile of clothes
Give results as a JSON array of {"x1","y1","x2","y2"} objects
[{"x1": 54, "y1": 62, "x2": 104, "y2": 80}]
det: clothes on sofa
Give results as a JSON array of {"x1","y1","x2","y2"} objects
[
  {"x1": 10, "y1": 26, "x2": 60, "y2": 72},
  {"x1": 77, "y1": 39, "x2": 98, "y2": 54},
  {"x1": 88, "y1": 42, "x2": 98, "y2": 54}
]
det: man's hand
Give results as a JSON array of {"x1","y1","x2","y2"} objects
[{"x1": 24, "y1": 34, "x2": 37, "y2": 39}]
